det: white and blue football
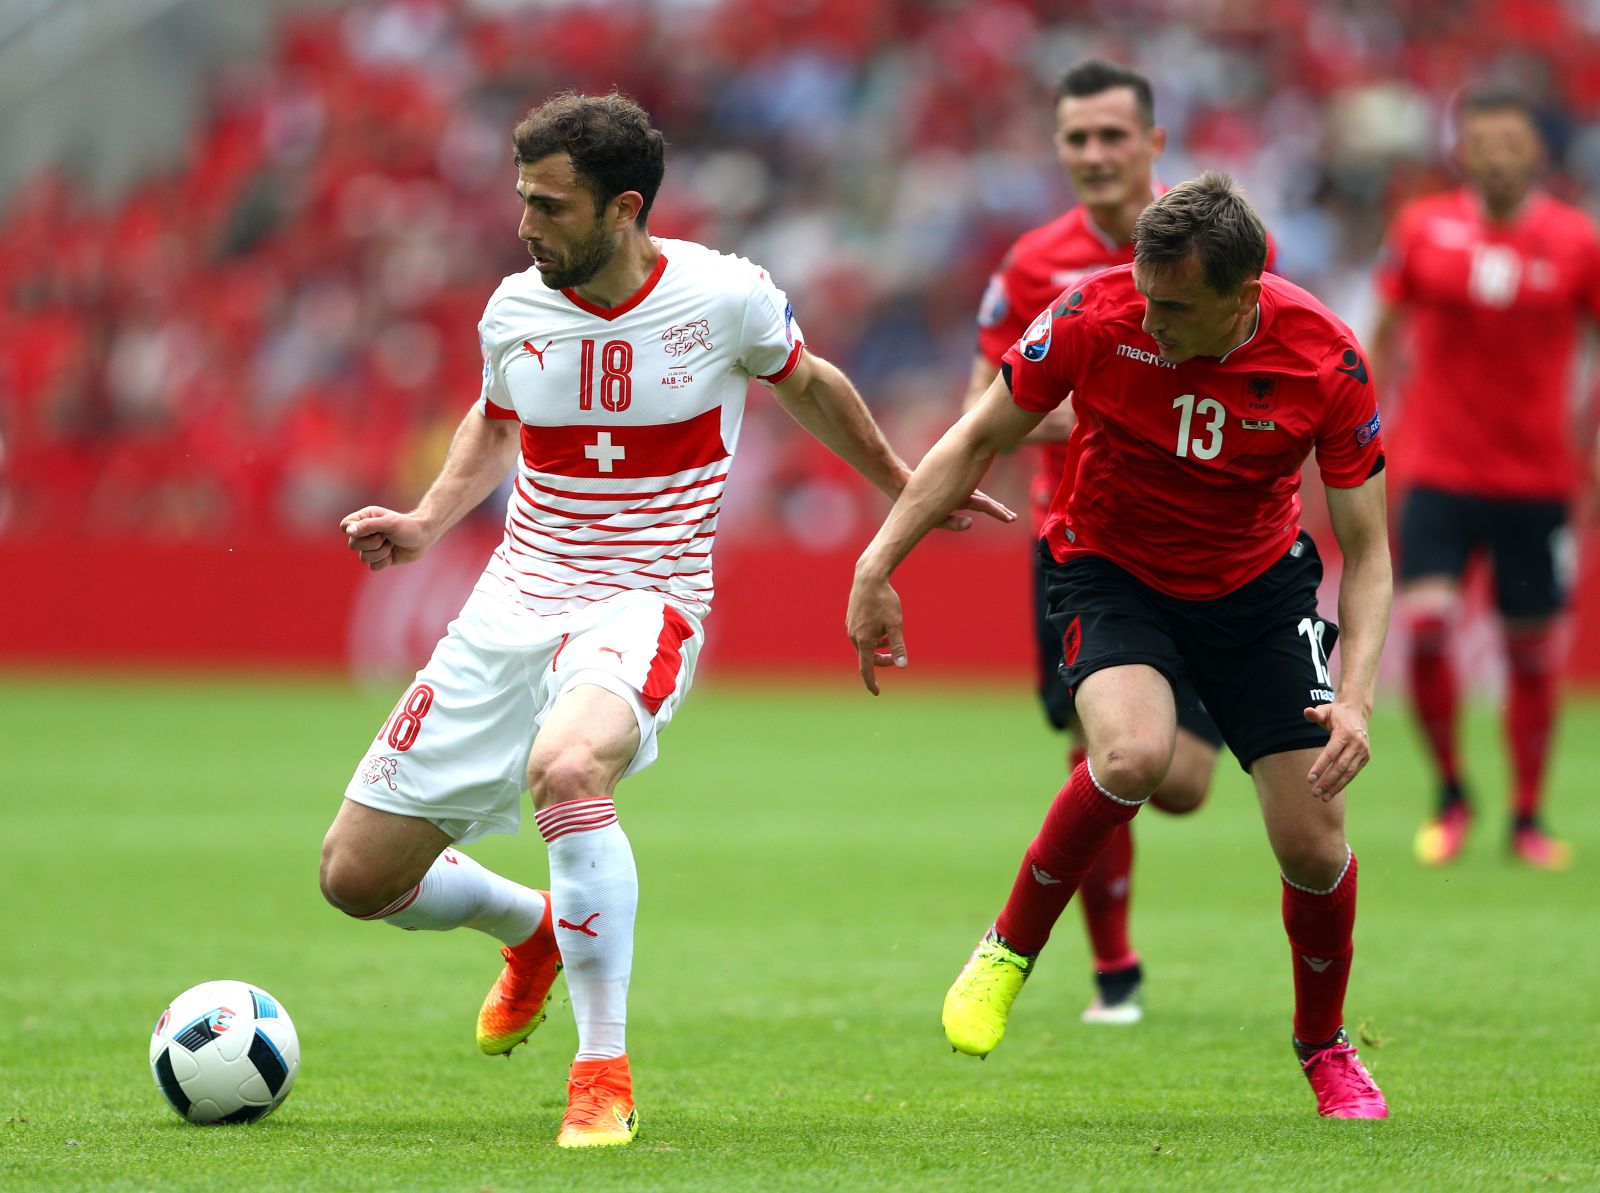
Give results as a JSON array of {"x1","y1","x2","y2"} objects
[{"x1": 148, "y1": 980, "x2": 299, "y2": 1125}]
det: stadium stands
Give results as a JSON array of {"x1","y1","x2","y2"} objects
[{"x1": 4, "y1": 0, "x2": 1597, "y2": 545}]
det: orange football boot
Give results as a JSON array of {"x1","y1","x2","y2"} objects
[
  {"x1": 476, "y1": 895, "x2": 562, "y2": 1056},
  {"x1": 557, "y1": 1055, "x2": 638, "y2": 1148}
]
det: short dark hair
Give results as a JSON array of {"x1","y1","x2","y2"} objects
[
  {"x1": 1458, "y1": 87, "x2": 1538, "y2": 124},
  {"x1": 1133, "y1": 171, "x2": 1268, "y2": 295},
  {"x1": 512, "y1": 90, "x2": 667, "y2": 224},
  {"x1": 1055, "y1": 59, "x2": 1155, "y2": 128}
]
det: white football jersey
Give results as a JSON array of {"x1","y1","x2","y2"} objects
[{"x1": 473, "y1": 238, "x2": 804, "y2": 619}]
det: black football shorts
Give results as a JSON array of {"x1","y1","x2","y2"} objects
[
  {"x1": 1032, "y1": 543, "x2": 1222, "y2": 747},
  {"x1": 1398, "y1": 485, "x2": 1570, "y2": 619},
  {"x1": 1040, "y1": 532, "x2": 1337, "y2": 771}
]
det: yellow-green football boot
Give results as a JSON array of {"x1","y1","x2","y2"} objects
[{"x1": 942, "y1": 927, "x2": 1036, "y2": 1057}]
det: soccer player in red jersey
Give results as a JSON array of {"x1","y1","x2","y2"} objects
[
  {"x1": 967, "y1": 59, "x2": 1236, "y2": 1025},
  {"x1": 1371, "y1": 90, "x2": 1600, "y2": 871},
  {"x1": 849, "y1": 173, "x2": 1393, "y2": 1118}
]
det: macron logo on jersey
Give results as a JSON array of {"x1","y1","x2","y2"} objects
[{"x1": 1116, "y1": 343, "x2": 1176, "y2": 369}]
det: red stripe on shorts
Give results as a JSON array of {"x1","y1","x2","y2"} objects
[{"x1": 641, "y1": 606, "x2": 696, "y2": 714}]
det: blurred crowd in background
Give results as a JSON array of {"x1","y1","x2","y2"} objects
[{"x1": 4, "y1": 0, "x2": 1599, "y2": 548}]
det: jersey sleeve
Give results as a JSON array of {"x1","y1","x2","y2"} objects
[
  {"x1": 1581, "y1": 219, "x2": 1600, "y2": 324},
  {"x1": 1372, "y1": 206, "x2": 1415, "y2": 305},
  {"x1": 975, "y1": 248, "x2": 1031, "y2": 367},
  {"x1": 1313, "y1": 339, "x2": 1385, "y2": 487},
  {"x1": 473, "y1": 297, "x2": 518, "y2": 421},
  {"x1": 1000, "y1": 286, "x2": 1099, "y2": 414},
  {"x1": 739, "y1": 267, "x2": 806, "y2": 386}
]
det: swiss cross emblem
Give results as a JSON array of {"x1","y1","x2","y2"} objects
[{"x1": 584, "y1": 431, "x2": 626, "y2": 473}]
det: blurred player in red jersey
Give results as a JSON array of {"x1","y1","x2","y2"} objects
[
  {"x1": 1370, "y1": 90, "x2": 1600, "y2": 871},
  {"x1": 966, "y1": 59, "x2": 1226, "y2": 1025},
  {"x1": 850, "y1": 174, "x2": 1393, "y2": 1118}
]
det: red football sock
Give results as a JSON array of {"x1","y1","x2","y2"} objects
[
  {"x1": 1505, "y1": 624, "x2": 1559, "y2": 822},
  {"x1": 1282, "y1": 852, "x2": 1358, "y2": 1045},
  {"x1": 1080, "y1": 822, "x2": 1137, "y2": 971},
  {"x1": 994, "y1": 760, "x2": 1144, "y2": 956},
  {"x1": 1407, "y1": 613, "x2": 1460, "y2": 789}
]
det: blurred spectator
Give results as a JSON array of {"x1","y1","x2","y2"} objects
[{"x1": 3, "y1": 0, "x2": 1598, "y2": 543}]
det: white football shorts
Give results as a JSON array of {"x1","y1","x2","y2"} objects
[{"x1": 342, "y1": 582, "x2": 704, "y2": 843}]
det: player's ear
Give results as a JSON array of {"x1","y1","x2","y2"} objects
[
  {"x1": 1237, "y1": 275, "x2": 1262, "y2": 312},
  {"x1": 1148, "y1": 124, "x2": 1167, "y2": 157},
  {"x1": 612, "y1": 190, "x2": 645, "y2": 228}
]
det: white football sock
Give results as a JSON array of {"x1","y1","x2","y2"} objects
[
  {"x1": 363, "y1": 849, "x2": 544, "y2": 946},
  {"x1": 537, "y1": 798, "x2": 637, "y2": 1061}
]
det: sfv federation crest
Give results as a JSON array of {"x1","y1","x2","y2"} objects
[{"x1": 662, "y1": 319, "x2": 712, "y2": 356}]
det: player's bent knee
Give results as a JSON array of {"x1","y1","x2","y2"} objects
[
  {"x1": 527, "y1": 750, "x2": 615, "y2": 811},
  {"x1": 318, "y1": 844, "x2": 410, "y2": 919},
  {"x1": 1274, "y1": 840, "x2": 1349, "y2": 892},
  {"x1": 1149, "y1": 780, "x2": 1207, "y2": 815},
  {"x1": 1092, "y1": 744, "x2": 1169, "y2": 801}
]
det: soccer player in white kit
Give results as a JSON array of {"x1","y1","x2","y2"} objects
[{"x1": 318, "y1": 91, "x2": 1010, "y2": 1148}]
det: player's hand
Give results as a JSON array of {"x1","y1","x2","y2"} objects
[
  {"x1": 935, "y1": 488, "x2": 1016, "y2": 532},
  {"x1": 1302, "y1": 701, "x2": 1371, "y2": 800},
  {"x1": 340, "y1": 506, "x2": 432, "y2": 572},
  {"x1": 846, "y1": 572, "x2": 907, "y2": 695}
]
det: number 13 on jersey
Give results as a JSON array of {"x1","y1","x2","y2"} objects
[{"x1": 1173, "y1": 393, "x2": 1225, "y2": 460}]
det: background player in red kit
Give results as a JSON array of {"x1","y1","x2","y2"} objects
[
  {"x1": 1371, "y1": 90, "x2": 1600, "y2": 871},
  {"x1": 965, "y1": 59, "x2": 1223, "y2": 1026},
  {"x1": 849, "y1": 173, "x2": 1393, "y2": 1118}
]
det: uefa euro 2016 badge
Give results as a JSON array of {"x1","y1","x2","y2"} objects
[{"x1": 1021, "y1": 309, "x2": 1053, "y2": 361}]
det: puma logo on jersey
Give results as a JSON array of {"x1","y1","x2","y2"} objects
[
  {"x1": 521, "y1": 339, "x2": 554, "y2": 368},
  {"x1": 559, "y1": 913, "x2": 602, "y2": 937}
]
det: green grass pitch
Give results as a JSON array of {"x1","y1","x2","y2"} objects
[{"x1": 2, "y1": 674, "x2": 1597, "y2": 1191}]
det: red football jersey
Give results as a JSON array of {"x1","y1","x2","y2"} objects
[
  {"x1": 1002, "y1": 266, "x2": 1384, "y2": 600},
  {"x1": 1375, "y1": 188, "x2": 1600, "y2": 499},
  {"x1": 977, "y1": 201, "x2": 1275, "y2": 529},
  {"x1": 977, "y1": 207, "x2": 1134, "y2": 531}
]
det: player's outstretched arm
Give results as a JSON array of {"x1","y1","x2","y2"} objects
[
  {"x1": 962, "y1": 354, "x2": 1074, "y2": 443},
  {"x1": 847, "y1": 374, "x2": 1042, "y2": 694},
  {"x1": 1304, "y1": 473, "x2": 1392, "y2": 798},
  {"x1": 771, "y1": 351, "x2": 1014, "y2": 531},
  {"x1": 341, "y1": 408, "x2": 519, "y2": 572}
]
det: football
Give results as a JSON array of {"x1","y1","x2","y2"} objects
[{"x1": 148, "y1": 980, "x2": 299, "y2": 1125}]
